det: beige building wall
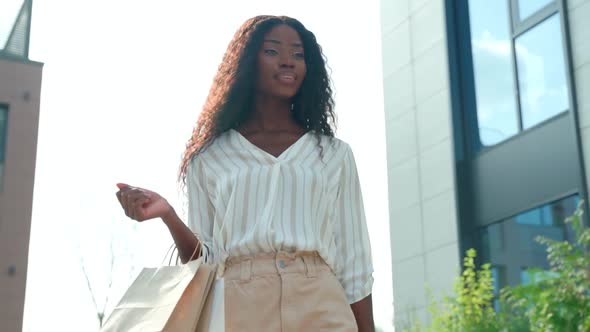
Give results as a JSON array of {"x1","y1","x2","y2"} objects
[
  {"x1": 379, "y1": 0, "x2": 460, "y2": 328},
  {"x1": 0, "y1": 56, "x2": 43, "y2": 332}
]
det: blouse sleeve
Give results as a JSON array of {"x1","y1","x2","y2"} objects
[
  {"x1": 187, "y1": 155, "x2": 215, "y2": 261},
  {"x1": 334, "y1": 144, "x2": 374, "y2": 304}
]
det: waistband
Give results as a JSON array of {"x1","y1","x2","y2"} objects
[{"x1": 223, "y1": 251, "x2": 331, "y2": 281}]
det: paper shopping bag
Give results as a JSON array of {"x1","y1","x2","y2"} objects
[
  {"x1": 163, "y1": 262, "x2": 218, "y2": 331},
  {"x1": 100, "y1": 257, "x2": 217, "y2": 332}
]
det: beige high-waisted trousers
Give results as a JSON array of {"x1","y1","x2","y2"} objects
[{"x1": 221, "y1": 251, "x2": 358, "y2": 332}]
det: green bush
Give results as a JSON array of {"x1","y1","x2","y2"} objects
[
  {"x1": 502, "y1": 200, "x2": 590, "y2": 332},
  {"x1": 403, "y1": 201, "x2": 590, "y2": 332},
  {"x1": 414, "y1": 249, "x2": 504, "y2": 332},
  {"x1": 399, "y1": 248, "x2": 507, "y2": 332}
]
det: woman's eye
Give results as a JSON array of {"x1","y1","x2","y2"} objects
[
  {"x1": 293, "y1": 52, "x2": 305, "y2": 59},
  {"x1": 264, "y1": 49, "x2": 278, "y2": 55}
]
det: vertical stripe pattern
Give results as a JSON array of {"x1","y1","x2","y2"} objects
[{"x1": 186, "y1": 129, "x2": 374, "y2": 303}]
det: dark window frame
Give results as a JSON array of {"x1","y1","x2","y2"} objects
[{"x1": 511, "y1": 0, "x2": 559, "y2": 35}]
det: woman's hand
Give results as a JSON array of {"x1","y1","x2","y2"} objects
[
  {"x1": 115, "y1": 183, "x2": 172, "y2": 222},
  {"x1": 116, "y1": 183, "x2": 200, "y2": 262}
]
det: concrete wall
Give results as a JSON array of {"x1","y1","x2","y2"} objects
[
  {"x1": 380, "y1": 0, "x2": 460, "y2": 328},
  {"x1": 0, "y1": 56, "x2": 43, "y2": 332}
]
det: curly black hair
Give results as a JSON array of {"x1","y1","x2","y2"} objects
[{"x1": 179, "y1": 15, "x2": 336, "y2": 182}]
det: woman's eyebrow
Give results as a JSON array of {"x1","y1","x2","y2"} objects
[{"x1": 264, "y1": 39, "x2": 303, "y2": 48}]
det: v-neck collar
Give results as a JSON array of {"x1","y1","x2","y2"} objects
[{"x1": 230, "y1": 129, "x2": 311, "y2": 162}]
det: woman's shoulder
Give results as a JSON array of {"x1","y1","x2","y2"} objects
[
  {"x1": 311, "y1": 132, "x2": 351, "y2": 153},
  {"x1": 304, "y1": 133, "x2": 354, "y2": 168},
  {"x1": 187, "y1": 131, "x2": 232, "y2": 167}
]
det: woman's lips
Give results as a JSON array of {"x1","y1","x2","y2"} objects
[{"x1": 276, "y1": 73, "x2": 297, "y2": 83}]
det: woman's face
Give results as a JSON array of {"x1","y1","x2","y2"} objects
[{"x1": 256, "y1": 24, "x2": 307, "y2": 100}]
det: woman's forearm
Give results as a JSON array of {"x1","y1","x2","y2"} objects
[
  {"x1": 351, "y1": 294, "x2": 375, "y2": 332},
  {"x1": 161, "y1": 207, "x2": 200, "y2": 263}
]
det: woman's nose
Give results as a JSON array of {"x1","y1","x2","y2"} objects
[{"x1": 279, "y1": 54, "x2": 295, "y2": 68}]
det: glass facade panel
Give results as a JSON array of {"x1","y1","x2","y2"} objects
[
  {"x1": 515, "y1": 14, "x2": 569, "y2": 129},
  {"x1": 468, "y1": 0, "x2": 519, "y2": 146},
  {"x1": 518, "y1": 0, "x2": 554, "y2": 21},
  {"x1": 481, "y1": 195, "x2": 578, "y2": 291}
]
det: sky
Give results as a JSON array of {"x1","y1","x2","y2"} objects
[{"x1": 22, "y1": 0, "x2": 392, "y2": 331}]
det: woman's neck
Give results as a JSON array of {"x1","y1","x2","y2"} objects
[{"x1": 243, "y1": 94, "x2": 298, "y2": 132}]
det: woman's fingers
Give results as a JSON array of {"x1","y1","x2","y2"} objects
[
  {"x1": 125, "y1": 189, "x2": 145, "y2": 220},
  {"x1": 130, "y1": 193, "x2": 151, "y2": 220},
  {"x1": 127, "y1": 194, "x2": 136, "y2": 219},
  {"x1": 116, "y1": 184, "x2": 150, "y2": 220},
  {"x1": 116, "y1": 183, "x2": 129, "y2": 190},
  {"x1": 133, "y1": 197, "x2": 147, "y2": 221}
]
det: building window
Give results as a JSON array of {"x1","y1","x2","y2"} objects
[
  {"x1": 480, "y1": 195, "x2": 578, "y2": 291},
  {"x1": 467, "y1": 0, "x2": 569, "y2": 146},
  {"x1": 490, "y1": 265, "x2": 506, "y2": 311},
  {"x1": 0, "y1": 105, "x2": 8, "y2": 189},
  {"x1": 515, "y1": 14, "x2": 569, "y2": 129},
  {"x1": 468, "y1": 0, "x2": 518, "y2": 146},
  {"x1": 517, "y1": 0, "x2": 553, "y2": 22}
]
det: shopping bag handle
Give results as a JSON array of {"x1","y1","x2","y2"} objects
[
  {"x1": 163, "y1": 233, "x2": 203, "y2": 266},
  {"x1": 176, "y1": 240, "x2": 202, "y2": 265}
]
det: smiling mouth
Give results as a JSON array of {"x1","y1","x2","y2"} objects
[{"x1": 276, "y1": 73, "x2": 297, "y2": 83}]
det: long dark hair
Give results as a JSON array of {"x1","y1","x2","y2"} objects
[{"x1": 179, "y1": 15, "x2": 336, "y2": 183}]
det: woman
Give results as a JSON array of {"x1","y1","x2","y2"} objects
[{"x1": 116, "y1": 15, "x2": 374, "y2": 331}]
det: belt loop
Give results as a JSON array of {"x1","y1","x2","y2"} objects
[
  {"x1": 240, "y1": 260, "x2": 252, "y2": 281},
  {"x1": 302, "y1": 255, "x2": 317, "y2": 278}
]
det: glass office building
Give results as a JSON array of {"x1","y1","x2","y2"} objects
[{"x1": 380, "y1": 0, "x2": 590, "y2": 327}]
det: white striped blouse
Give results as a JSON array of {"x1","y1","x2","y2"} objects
[{"x1": 187, "y1": 129, "x2": 373, "y2": 303}]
